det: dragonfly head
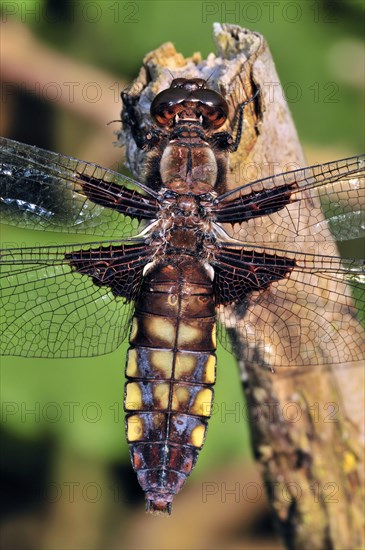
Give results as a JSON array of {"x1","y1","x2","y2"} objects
[{"x1": 150, "y1": 78, "x2": 228, "y2": 130}]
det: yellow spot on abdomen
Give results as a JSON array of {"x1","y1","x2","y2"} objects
[
  {"x1": 190, "y1": 424, "x2": 206, "y2": 447},
  {"x1": 146, "y1": 317, "x2": 176, "y2": 346},
  {"x1": 191, "y1": 388, "x2": 213, "y2": 416},
  {"x1": 204, "y1": 355, "x2": 216, "y2": 384},
  {"x1": 127, "y1": 415, "x2": 143, "y2": 442},
  {"x1": 125, "y1": 382, "x2": 142, "y2": 410},
  {"x1": 177, "y1": 322, "x2": 201, "y2": 346},
  {"x1": 175, "y1": 353, "x2": 196, "y2": 379},
  {"x1": 126, "y1": 349, "x2": 138, "y2": 377},
  {"x1": 172, "y1": 385, "x2": 190, "y2": 410},
  {"x1": 211, "y1": 323, "x2": 217, "y2": 348},
  {"x1": 150, "y1": 350, "x2": 174, "y2": 377},
  {"x1": 153, "y1": 383, "x2": 170, "y2": 409}
]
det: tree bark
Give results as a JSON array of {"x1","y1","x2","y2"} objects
[{"x1": 121, "y1": 24, "x2": 364, "y2": 550}]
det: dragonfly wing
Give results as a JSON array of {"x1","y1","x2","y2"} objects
[
  {"x1": 213, "y1": 243, "x2": 365, "y2": 368},
  {"x1": 214, "y1": 156, "x2": 365, "y2": 243},
  {"x1": 0, "y1": 137, "x2": 159, "y2": 238},
  {"x1": 0, "y1": 239, "x2": 155, "y2": 357}
]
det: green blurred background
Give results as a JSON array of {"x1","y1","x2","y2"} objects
[{"x1": 0, "y1": 1, "x2": 364, "y2": 548}]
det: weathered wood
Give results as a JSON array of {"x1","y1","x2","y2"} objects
[{"x1": 120, "y1": 24, "x2": 364, "y2": 549}]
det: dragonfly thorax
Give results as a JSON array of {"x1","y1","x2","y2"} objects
[{"x1": 160, "y1": 140, "x2": 218, "y2": 194}]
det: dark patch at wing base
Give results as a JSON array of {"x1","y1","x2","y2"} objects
[
  {"x1": 214, "y1": 182, "x2": 297, "y2": 222},
  {"x1": 65, "y1": 243, "x2": 153, "y2": 300},
  {"x1": 213, "y1": 247, "x2": 295, "y2": 305},
  {"x1": 77, "y1": 173, "x2": 159, "y2": 220}
]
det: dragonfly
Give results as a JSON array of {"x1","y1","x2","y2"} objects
[{"x1": 0, "y1": 76, "x2": 364, "y2": 514}]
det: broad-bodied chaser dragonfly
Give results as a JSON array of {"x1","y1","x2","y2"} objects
[{"x1": 1, "y1": 77, "x2": 364, "y2": 514}]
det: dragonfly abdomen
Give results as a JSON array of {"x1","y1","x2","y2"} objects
[{"x1": 124, "y1": 256, "x2": 216, "y2": 514}]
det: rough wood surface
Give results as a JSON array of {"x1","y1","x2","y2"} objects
[{"x1": 120, "y1": 24, "x2": 364, "y2": 550}]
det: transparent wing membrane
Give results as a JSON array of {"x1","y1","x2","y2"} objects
[
  {"x1": 0, "y1": 137, "x2": 159, "y2": 238},
  {"x1": 215, "y1": 245, "x2": 364, "y2": 367},
  {"x1": 0, "y1": 240, "x2": 154, "y2": 357},
  {"x1": 214, "y1": 156, "x2": 365, "y2": 243}
]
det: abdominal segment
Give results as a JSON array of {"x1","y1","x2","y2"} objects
[{"x1": 124, "y1": 258, "x2": 216, "y2": 514}]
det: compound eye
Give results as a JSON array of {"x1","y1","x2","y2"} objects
[
  {"x1": 205, "y1": 108, "x2": 227, "y2": 128},
  {"x1": 193, "y1": 78, "x2": 206, "y2": 89},
  {"x1": 171, "y1": 78, "x2": 186, "y2": 89},
  {"x1": 154, "y1": 107, "x2": 177, "y2": 126},
  {"x1": 150, "y1": 87, "x2": 186, "y2": 126},
  {"x1": 194, "y1": 90, "x2": 229, "y2": 129}
]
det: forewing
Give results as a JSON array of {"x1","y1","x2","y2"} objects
[
  {"x1": 0, "y1": 137, "x2": 159, "y2": 237},
  {"x1": 214, "y1": 156, "x2": 365, "y2": 243},
  {"x1": 0, "y1": 239, "x2": 155, "y2": 357}
]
